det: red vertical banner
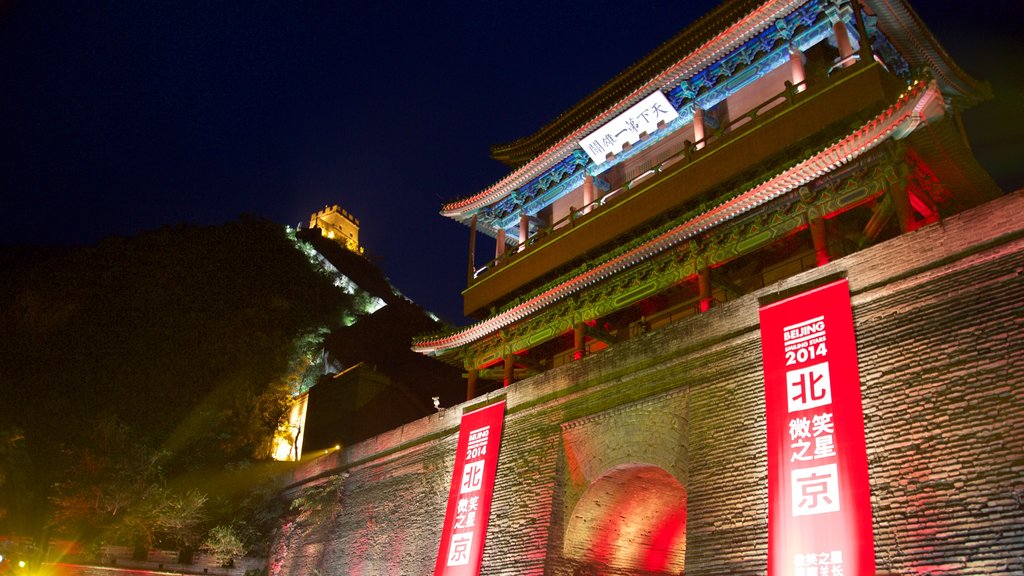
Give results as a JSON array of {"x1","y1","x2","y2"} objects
[
  {"x1": 434, "y1": 400, "x2": 506, "y2": 576},
  {"x1": 759, "y1": 279, "x2": 874, "y2": 576}
]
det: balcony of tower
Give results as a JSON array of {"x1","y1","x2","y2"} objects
[
  {"x1": 462, "y1": 56, "x2": 907, "y2": 319},
  {"x1": 416, "y1": 0, "x2": 1000, "y2": 403}
]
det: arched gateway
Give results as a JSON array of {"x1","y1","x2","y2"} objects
[{"x1": 563, "y1": 465, "x2": 687, "y2": 575}]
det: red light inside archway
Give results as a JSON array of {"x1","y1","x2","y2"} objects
[{"x1": 564, "y1": 464, "x2": 687, "y2": 575}]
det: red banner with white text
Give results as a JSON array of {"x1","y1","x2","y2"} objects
[
  {"x1": 433, "y1": 401, "x2": 506, "y2": 576},
  {"x1": 759, "y1": 279, "x2": 874, "y2": 576}
]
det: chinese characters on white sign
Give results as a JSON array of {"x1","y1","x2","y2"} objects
[{"x1": 579, "y1": 91, "x2": 679, "y2": 164}]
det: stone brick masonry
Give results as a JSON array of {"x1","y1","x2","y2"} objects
[{"x1": 271, "y1": 190, "x2": 1024, "y2": 575}]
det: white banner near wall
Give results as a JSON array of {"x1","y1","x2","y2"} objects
[{"x1": 580, "y1": 90, "x2": 678, "y2": 164}]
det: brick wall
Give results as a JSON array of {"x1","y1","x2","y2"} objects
[{"x1": 271, "y1": 191, "x2": 1024, "y2": 575}]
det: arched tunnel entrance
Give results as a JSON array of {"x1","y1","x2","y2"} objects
[{"x1": 563, "y1": 464, "x2": 687, "y2": 575}]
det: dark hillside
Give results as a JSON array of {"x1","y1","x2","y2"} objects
[
  {"x1": 0, "y1": 219, "x2": 464, "y2": 547},
  {"x1": 0, "y1": 219, "x2": 349, "y2": 540},
  {"x1": 296, "y1": 228, "x2": 464, "y2": 446}
]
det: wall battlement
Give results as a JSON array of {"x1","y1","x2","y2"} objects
[
  {"x1": 309, "y1": 204, "x2": 362, "y2": 253},
  {"x1": 274, "y1": 191, "x2": 1024, "y2": 575}
]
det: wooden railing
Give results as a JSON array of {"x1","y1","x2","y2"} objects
[{"x1": 471, "y1": 75, "x2": 815, "y2": 284}]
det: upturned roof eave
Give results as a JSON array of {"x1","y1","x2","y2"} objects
[
  {"x1": 440, "y1": 0, "x2": 992, "y2": 227},
  {"x1": 864, "y1": 0, "x2": 992, "y2": 105},
  {"x1": 488, "y1": 0, "x2": 765, "y2": 167},
  {"x1": 439, "y1": 0, "x2": 805, "y2": 223},
  {"x1": 416, "y1": 79, "x2": 941, "y2": 357}
]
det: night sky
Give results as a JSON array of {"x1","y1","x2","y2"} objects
[{"x1": 2, "y1": 1, "x2": 1021, "y2": 324}]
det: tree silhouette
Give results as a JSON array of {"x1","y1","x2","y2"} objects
[{"x1": 0, "y1": 219, "x2": 351, "y2": 548}]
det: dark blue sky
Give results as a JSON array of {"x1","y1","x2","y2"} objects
[{"x1": 1, "y1": 1, "x2": 1021, "y2": 323}]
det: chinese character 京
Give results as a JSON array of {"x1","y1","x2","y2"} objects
[
  {"x1": 791, "y1": 463, "x2": 841, "y2": 516},
  {"x1": 446, "y1": 532, "x2": 473, "y2": 566}
]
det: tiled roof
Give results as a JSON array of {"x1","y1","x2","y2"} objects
[
  {"x1": 442, "y1": 0, "x2": 803, "y2": 217},
  {"x1": 489, "y1": 0, "x2": 764, "y2": 168},
  {"x1": 443, "y1": 0, "x2": 989, "y2": 221},
  {"x1": 864, "y1": 0, "x2": 991, "y2": 105},
  {"x1": 416, "y1": 79, "x2": 941, "y2": 355}
]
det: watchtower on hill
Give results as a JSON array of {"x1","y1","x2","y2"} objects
[{"x1": 309, "y1": 204, "x2": 363, "y2": 255}]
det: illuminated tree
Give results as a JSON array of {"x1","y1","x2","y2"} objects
[
  {"x1": 202, "y1": 525, "x2": 247, "y2": 567},
  {"x1": 289, "y1": 474, "x2": 344, "y2": 528},
  {"x1": 0, "y1": 217, "x2": 439, "y2": 552}
]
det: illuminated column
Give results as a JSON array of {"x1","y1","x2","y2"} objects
[
  {"x1": 810, "y1": 217, "x2": 831, "y2": 266},
  {"x1": 789, "y1": 43, "x2": 806, "y2": 92},
  {"x1": 466, "y1": 368, "x2": 478, "y2": 401},
  {"x1": 519, "y1": 213, "x2": 529, "y2": 252},
  {"x1": 692, "y1": 106, "x2": 706, "y2": 150},
  {"x1": 503, "y1": 354, "x2": 514, "y2": 387},
  {"x1": 495, "y1": 228, "x2": 506, "y2": 259},
  {"x1": 851, "y1": 0, "x2": 874, "y2": 62},
  {"x1": 887, "y1": 163, "x2": 914, "y2": 233},
  {"x1": 698, "y1": 267, "x2": 713, "y2": 312},
  {"x1": 890, "y1": 182, "x2": 914, "y2": 233},
  {"x1": 583, "y1": 174, "x2": 596, "y2": 214},
  {"x1": 573, "y1": 322, "x2": 587, "y2": 361},
  {"x1": 834, "y1": 20, "x2": 854, "y2": 67},
  {"x1": 467, "y1": 214, "x2": 477, "y2": 284}
]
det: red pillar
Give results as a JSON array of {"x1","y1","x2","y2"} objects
[
  {"x1": 890, "y1": 183, "x2": 914, "y2": 233},
  {"x1": 518, "y1": 214, "x2": 529, "y2": 252},
  {"x1": 789, "y1": 43, "x2": 806, "y2": 92},
  {"x1": 573, "y1": 322, "x2": 587, "y2": 361},
  {"x1": 834, "y1": 20, "x2": 854, "y2": 67},
  {"x1": 466, "y1": 368, "x2": 478, "y2": 401},
  {"x1": 583, "y1": 174, "x2": 596, "y2": 214},
  {"x1": 692, "y1": 106, "x2": 706, "y2": 150},
  {"x1": 810, "y1": 217, "x2": 830, "y2": 266},
  {"x1": 851, "y1": 0, "x2": 874, "y2": 63},
  {"x1": 495, "y1": 228, "x2": 506, "y2": 259},
  {"x1": 503, "y1": 354, "x2": 514, "y2": 387},
  {"x1": 699, "y1": 267, "x2": 713, "y2": 312}
]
